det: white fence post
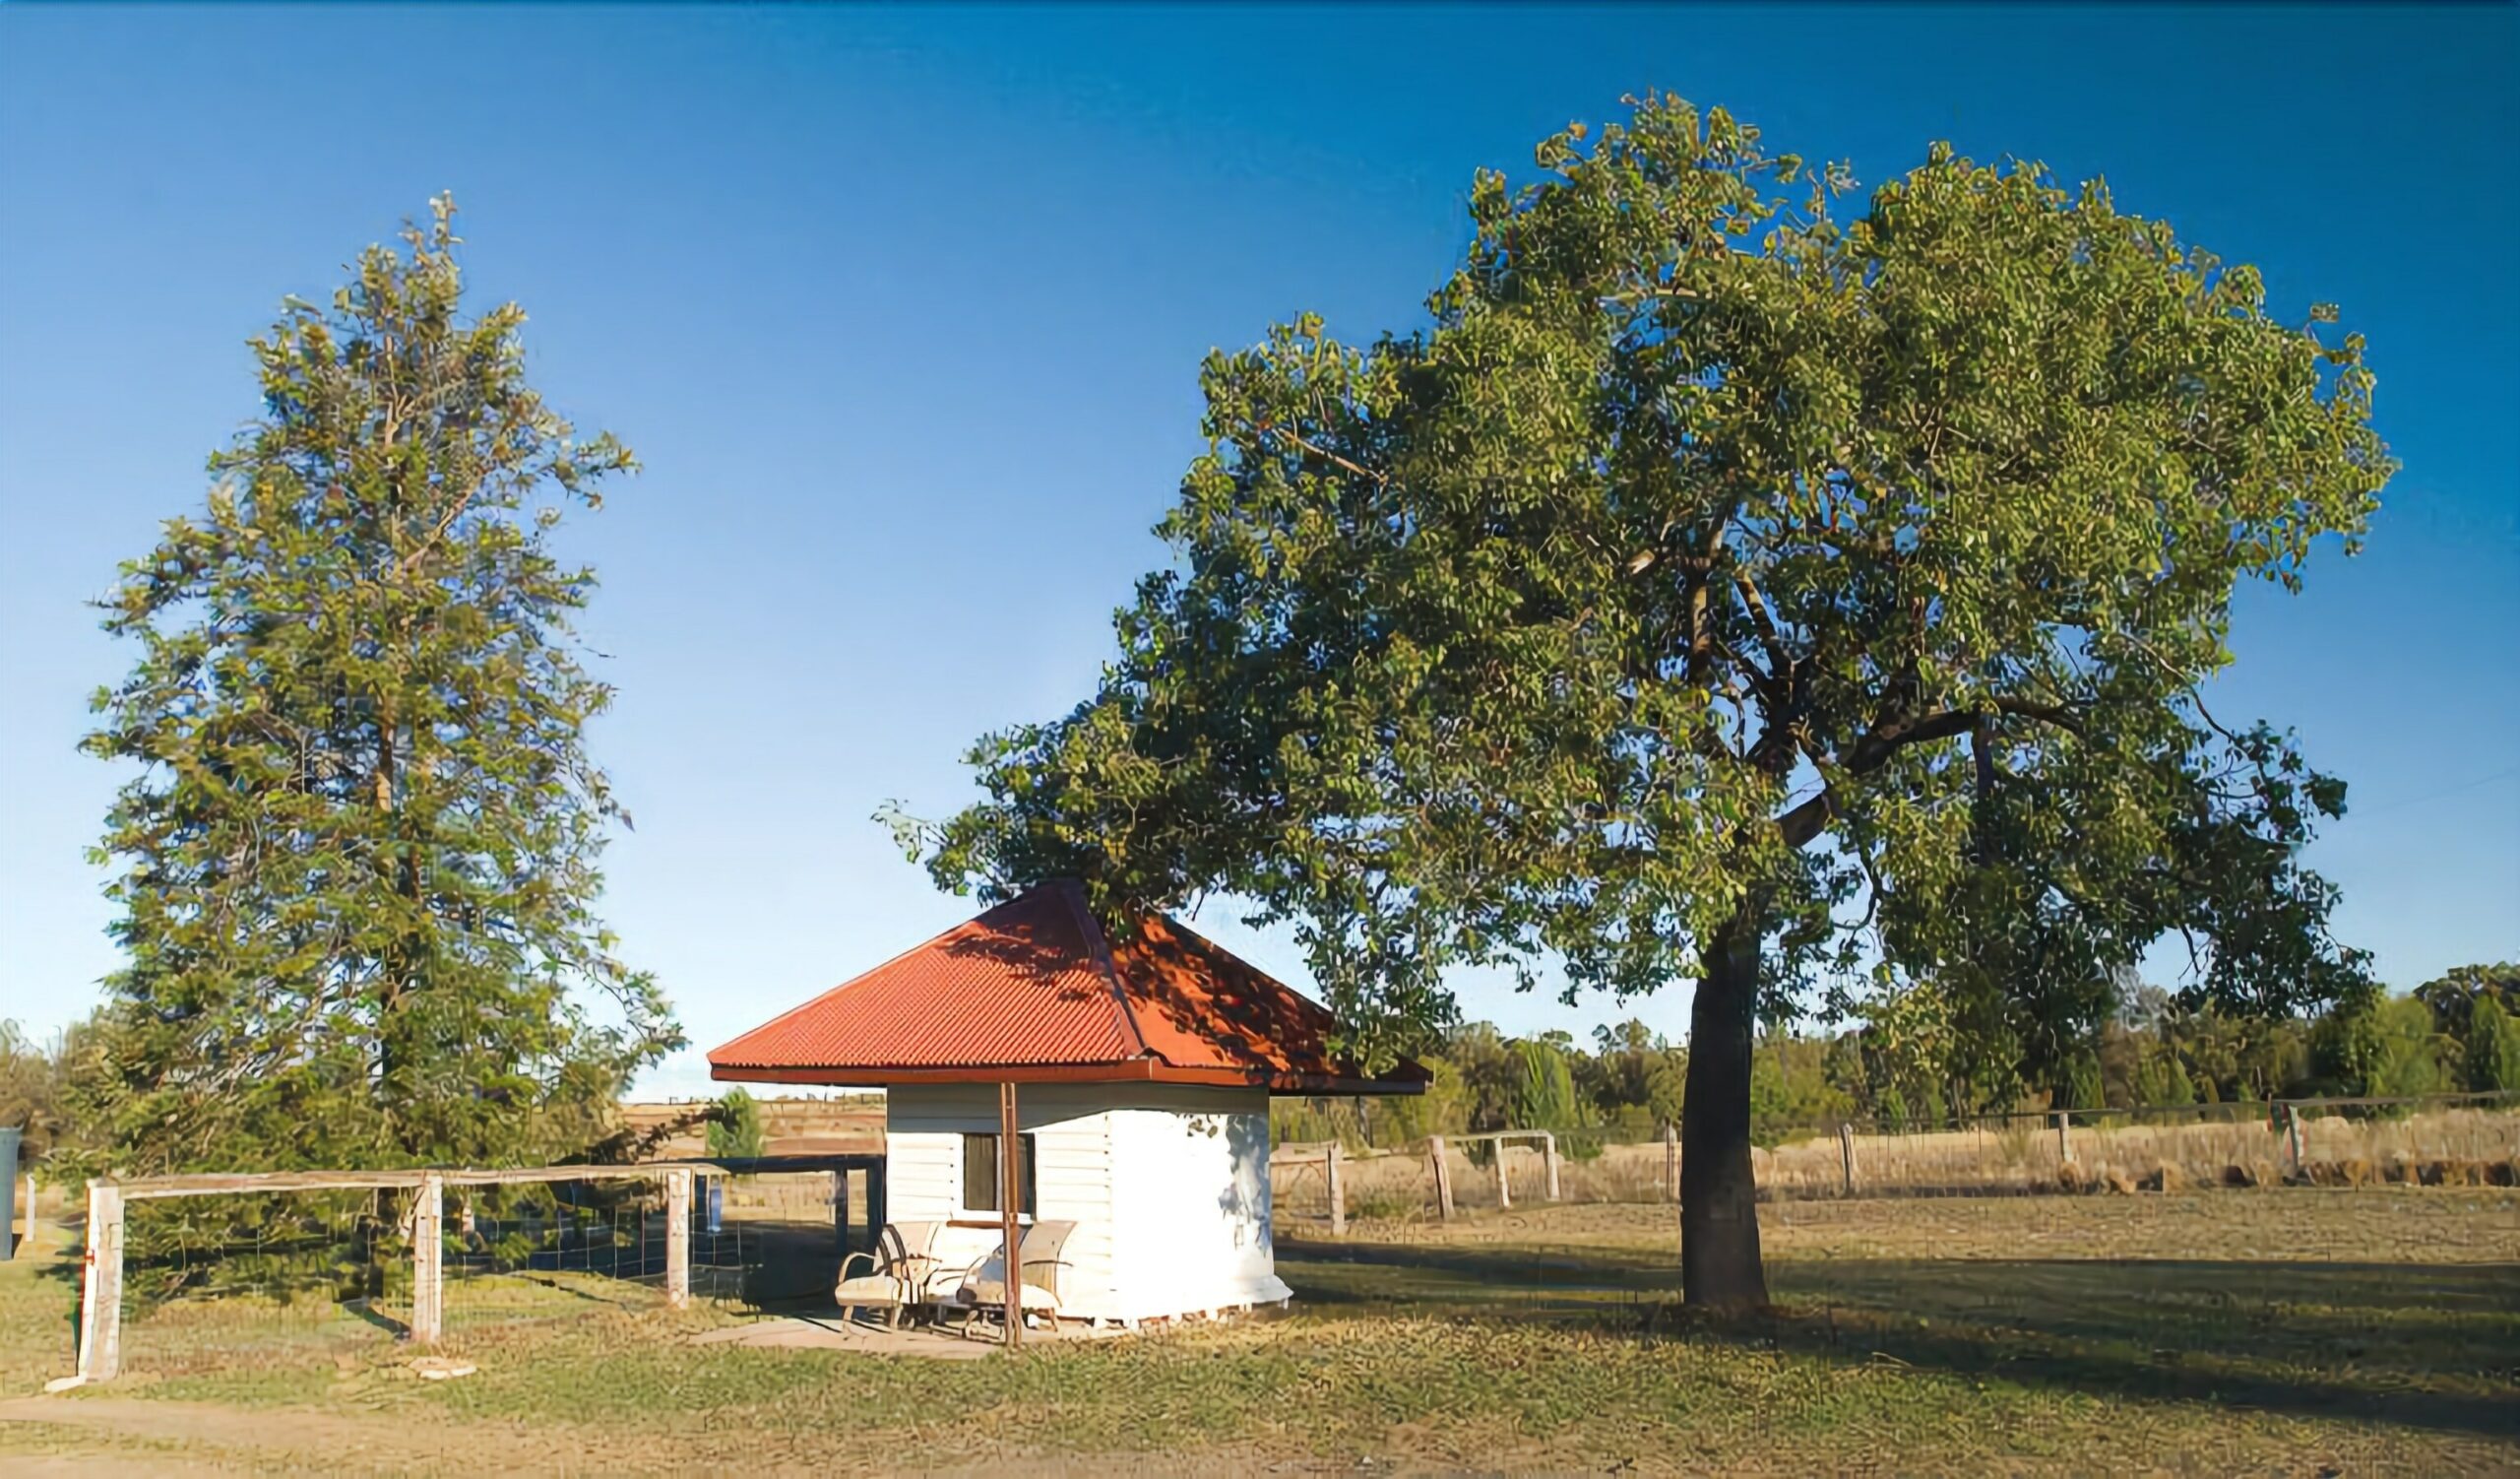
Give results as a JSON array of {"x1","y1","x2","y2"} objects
[
  {"x1": 1325, "y1": 1143, "x2": 1346, "y2": 1236},
  {"x1": 665, "y1": 1168, "x2": 692, "y2": 1308},
  {"x1": 1541, "y1": 1131, "x2": 1561, "y2": 1202},
  {"x1": 78, "y1": 1182, "x2": 124, "y2": 1383},
  {"x1": 1494, "y1": 1138, "x2": 1512, "y2": 1209},
  {"x1": 410, "y1": 1173, "x2": 444, "y2": 1345},
  {"x1": 1428, "y1": 1136, "x2": 1455, "y2": 1220}
]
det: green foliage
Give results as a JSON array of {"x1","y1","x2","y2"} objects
[
  {"x1": 2130, "y1": 1049, "x2": 2197, "y2": 1110},
  {"x1": 70, "y1": 197, "x2": 678, "y2": 1182},
  {"x1": 1580, "y1": 1020, "x2": 1687, "y2": 1128},
  {"x1": 2312, "y1": 993, "x2": 2453, "y2": 1099},
  {"x1": 902, "y1": 94, "x2": 2386, "y2": 1069},
  {"x1": 706, "y1": 1088, "x2": 766, "y2": 1161},
  {"x1": 1747, "y1": 1035, "x2": 1851, "y2": 1144},
  {"x1": 2060, "y1": 1052, "x2": 2107, "y2": 1113},
  {"x1": 2417, "y1": 961, "x2": 2520, "y2": 1043},
  {"x1": 2462, "y1": 996, "x2": 2520, "y2": 1095},
  {"x1": 0, "y1": 1018, "x2": 89, "y2": 1163},
  {"x1": 1511, "y1": 1038, "x2": 1580, "y2": 1131},
  {"x1": 1375, "y1": 1058, "x2": 1475, "y2": 1144}
]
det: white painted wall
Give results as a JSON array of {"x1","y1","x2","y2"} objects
[
  {"x1": 883, "y1": 1082, "x2": 1287, "y2": 1324},
  {"x1": 1106, "y1": 1084, "x2": 1289, "y2": 1320}
]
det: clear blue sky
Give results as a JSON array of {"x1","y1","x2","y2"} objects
[{"x1": 3, "y1": 6, "x2": 2513, "y2": 1097}]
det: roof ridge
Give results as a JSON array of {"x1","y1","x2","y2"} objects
[
  {"x1": 1056, "y1": 878, "x2": 1160, "y2": 1064},
  {"x1": 1148, "y1": 909, "x2": 1339, "y2": 1028}
]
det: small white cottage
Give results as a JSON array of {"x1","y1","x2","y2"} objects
[{"x1": 707, "y1": 880, "x2": 1424, "y2": 1328}]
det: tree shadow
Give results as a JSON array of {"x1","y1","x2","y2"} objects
[
  {"x1": 341, "y1": 1298, "x2": 410, "y2": 1337},
  {"x1": 1276, "y1": 1238, "x2": 2520, "y2": 1441}
]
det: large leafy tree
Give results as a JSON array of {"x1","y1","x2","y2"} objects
[
  {"x1": 900, "y1": 97, "x2": 2389, "y2": 1306},
  {"x1": 78, "y1": 198, "x2": 678, "y2": 1178}
]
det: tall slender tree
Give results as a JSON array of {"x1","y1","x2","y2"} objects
[
  {"x1": 79, "y1": 197, "x2": 677, "y2": 1177},
  {"x1": 897, "y1": 96, "x2": 2389, "y2": 1306}
]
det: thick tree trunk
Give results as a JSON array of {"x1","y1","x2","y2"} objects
[{"x1": 1680, "y1": 896, "x2": 1768, "y2": 1309}]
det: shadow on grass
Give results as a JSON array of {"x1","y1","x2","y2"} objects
[
  {"x1": 1278, "y1": 1237, "x2": 2520, "y2": 1441},
  {"x1": 341, "y1": 1299, "x2": 411, "y2": 1338}
]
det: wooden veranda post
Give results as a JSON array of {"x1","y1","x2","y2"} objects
[
  {"x1": 77, "y1": 1182, "x2": 124, "y2": 1383},
  {"x1": 410, "y1": 1173, "x2": 444, "y2": 1345},
  {"x1": 1325, "y1": 1143, "x2": 1346, "y2": 1236},
  {"x1": 1427, "y1": 1136, "x2": 1455, "y2": 1220},
  {"x1": 998, "y1": 1080, "x2": 1021, "y2": 1349},
  {"x1": 664, "y1": 1168, "x2": 692, "y2": 1309}
]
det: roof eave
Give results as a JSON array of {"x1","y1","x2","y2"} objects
[{"x1": 709, "y1": 1058, "x2": 1428, "y2": 1095}]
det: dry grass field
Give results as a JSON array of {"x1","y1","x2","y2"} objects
[
  {"x1": 1274, "y1": 1107, "x2": 2520, "y2": 1218},
  {"x1": 617, "y1": 1097, "x2": 885, "y2": 1159},
  {"x1": 2, "y1": 1183, "x2": 2513, "y2": 1475}
]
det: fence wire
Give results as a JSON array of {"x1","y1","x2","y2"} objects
[
  {"x1": 1269, "y1": 1093, "x2": 2520, "y2": 1226},
  {"x1": 114, "y1": 1190, "x2": 418, "y2": 1383},
  {"x1": 95, "y1": 1164, "x2": 871, "y2": 1379}
]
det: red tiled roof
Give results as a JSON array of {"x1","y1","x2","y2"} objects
[{"x1": 707, "y1": 880, "x2": 1425, "y2": 1094}]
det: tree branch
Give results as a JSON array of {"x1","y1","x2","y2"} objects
[
  {"x1": 1247, "y1": 418, "x2": 1387, "y2": 487},
  {"x1": 1731, "y1": 571, "x2": 1793, "y2": 681},
  {"x1": 1777, "y1": 698, "x2": 2085, "y2": 849}
]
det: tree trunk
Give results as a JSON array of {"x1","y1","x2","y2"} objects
[{"x1": 1680, "y1": 896, "x2": 1768, "y2": 1309}]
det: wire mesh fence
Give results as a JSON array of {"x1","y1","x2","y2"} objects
[
  {"x1": 81, "y1": 1158, "x2": 878, "y2": 1382},
  {"x1": 1269, "y1": 1091, "x2": 2520, "y2": 1226},
  {"x1": 108, "y1": 1188, "x2": 421, "y2": 1385}
]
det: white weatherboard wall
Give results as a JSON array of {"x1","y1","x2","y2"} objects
[{"x1": 884, "y1": 1082, "x2": 1286, "y2": 1325}]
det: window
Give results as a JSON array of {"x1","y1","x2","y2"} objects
[{"x1": 961, "y1": 1131, "x2": 1038, "y2": 1215}]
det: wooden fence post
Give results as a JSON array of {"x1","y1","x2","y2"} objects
[
  {"x1": 410, "y1": 1173, "x2": 443, "y2": 1345},
  {"x1": 1541, "y1": 1132, "x2": 1560, "y2": 1201},
  {"x1": 665, "y1": 1168, "x2": 692, "y2": 1309},
  {"x1": 831, "y1": 1167, "x2": 850, "y2": 1254},
  {"x1": 1428, "y1": 1136, "x2": 1455, "y2": 1220},
  {"x1": 1494, "y1": 1138, "x2": 1512, "y2": 1209},
  {"x1": 1325, "y1": 1143, "x2": 1346, "y2": 1236},
  {"x1": 2054, "y1": 1110, "x2": 2073, "y2": 1164},
  {"x1": 2282, "y1": 1103, "x2": 2303, "y2": 1174},
  {"x1": 77, "y1": 1182, "x2": 123, "y2": 1383},
  {"x1": 1663, "y1": 1124, "x2": 1678, "y2": 1201},
  {"x1": 1838, "y1": 1124, "x2": 1857, "y2": 1195}
]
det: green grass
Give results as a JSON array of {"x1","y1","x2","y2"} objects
[{"x1": 3, "y1": 1190, "x2": 2515, "y2": 1474}]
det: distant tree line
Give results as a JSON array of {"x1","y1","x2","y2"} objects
[{"x1": 1272, "y1": 960, "x2": 2520, "y2": 1152}]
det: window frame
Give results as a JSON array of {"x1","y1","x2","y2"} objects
[{"x1": 959, "y1": 1130, "x2": 1039, "y2": 1218}]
